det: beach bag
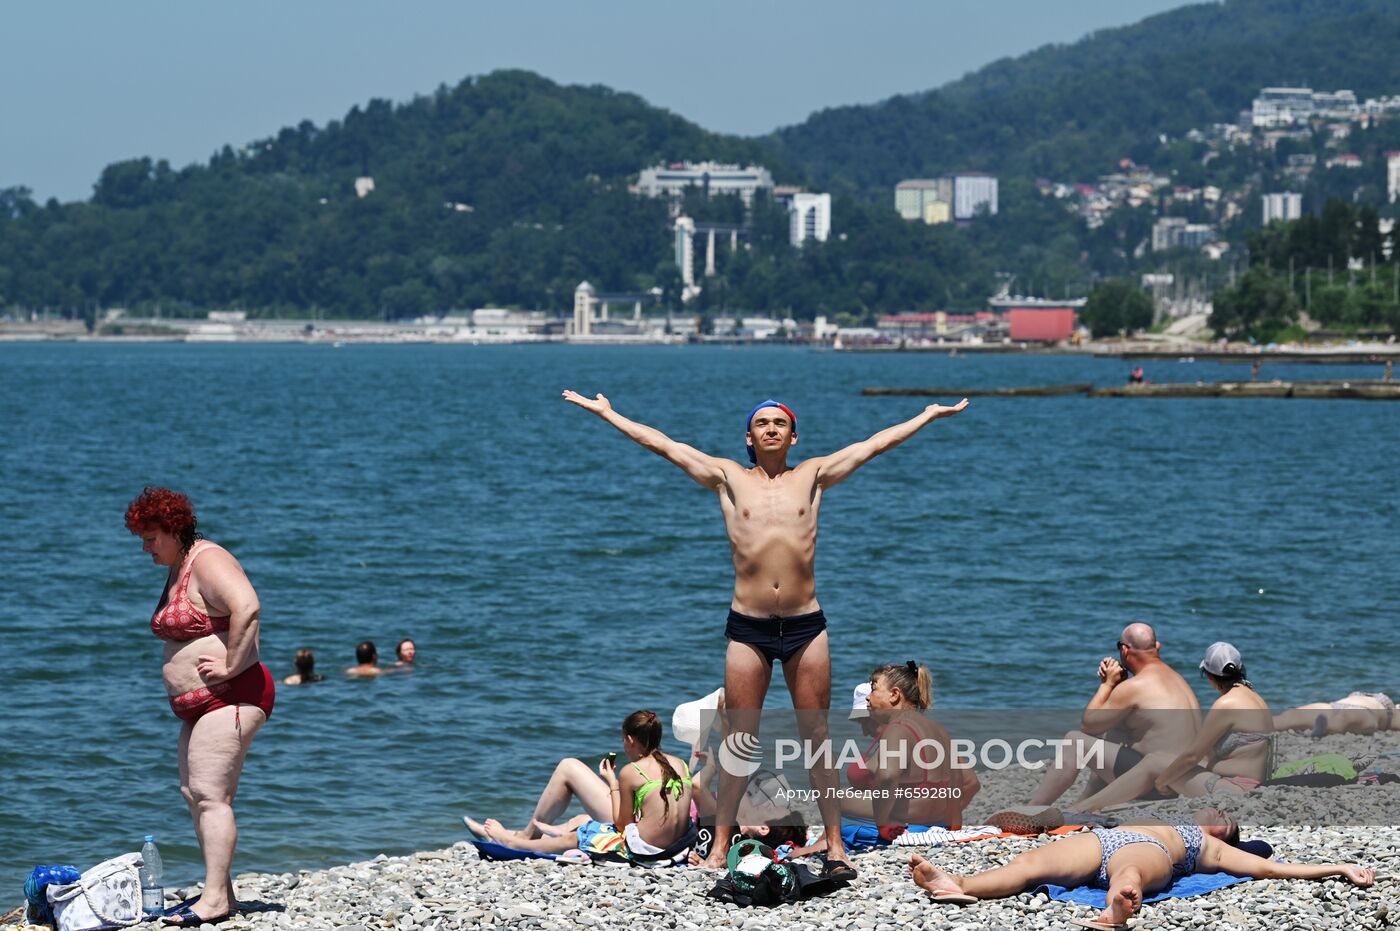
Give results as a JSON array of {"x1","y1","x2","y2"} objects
[
  {"x1": 46, "y1": 852, "x2": 143, "y2": 931},
  {"x1": 707, "y1": 840, "x2": 838, "y2": 908}
]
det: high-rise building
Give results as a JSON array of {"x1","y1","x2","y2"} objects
[
  {"x1": 895, "y1": 179, "x2": 952, "y2": 222},
  {"x1": 1388, "y1": 152, "x2": 1400, "y2": 203},
  {"x1": 674, "y1": 216, "x2": 696, "y2": 291},
  {"x1": 952, "y1": 173, "x2": 998, "y2": 220},
  {"x1": 1262, "y1": 192, "x2": 1303, "y2": 224},
  {"x1": 637, "y1": 162, "x2": 774, "y2": 205},
  {"x1": 788, "y1": 193, "x2": 831, "y2": 247}
]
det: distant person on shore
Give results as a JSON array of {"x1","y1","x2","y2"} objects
[
  {"x1": 126, "y1": 487, "x2": 274, "y2": 926},
  {"x1": 1129, "y1": 367, "x2": 1146, "y2": 385},
  {"x1": 1250, "y1": 360, "x2": 1261, "y2": 382},
  {"x1": 1074, "y1": 642, "x2": 1272, "y2": 810},
  {"x1": 1026, "y1": 623, "x2": 1201, "y2": 809},
  {"x1": 908, "y1": 808, "x2": 1372, "y2": 928},
  {"x1": 563, "y1": 389, "x2": 968, "y2": 877},
  {"x1": 464, "y1": 711, "x2": 695, "y2": 862},
  {"x1": 394, "y1": 638, "x2": 416, "y2": 667},
  {"x1": 1274, "y1": 691, "x2": 1395, "y2": 736},
  {"x1": 283, "y1": 648, "x2": 324, "y2": 685},
  {"x1": 345, "y1": 641, "x2": 381, "y2": 677}
]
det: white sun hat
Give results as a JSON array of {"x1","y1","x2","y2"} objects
[{"x1": 672, "y1": 687, "x2": 724, "y2": 754}]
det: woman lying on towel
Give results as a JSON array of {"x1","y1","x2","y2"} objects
[
  {"x1": 1074, "y1": 642, "x2": 1273, "y2": 811},
  {"x1": 908, "y1": 807, "x2": 1373, "y2": 930},
  {"x1": 1274, "y1": 690, "x2": 1396, "y2": 736},
  {"x1": 465, "y1": 710, "x2": 695, "y2": 860}
]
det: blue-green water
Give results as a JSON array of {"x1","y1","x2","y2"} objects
[{"x1": 1, "y1": 343, "x2": 1395, "y2": 884}]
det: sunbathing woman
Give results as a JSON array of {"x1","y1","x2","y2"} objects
[
  {"x1": 465, "y1": 711, "x2": 694, "y2": 860},
  {"x1": 909, "y1": 807, "x2": 1373, "y2": 929},
  {"x1": 1074, "y1": 642, "x2": 1273, "y2": 811},
  {"x1": 844, "y1": 662, "x2": 980, "y2": 836},
  {"x1": 1274, "y1": 690, "x2": 1395, "y2": 736}
]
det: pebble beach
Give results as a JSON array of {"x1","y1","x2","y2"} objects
[{"x1": 89, "y1": 731, "x2": 1397, "y2": 931}]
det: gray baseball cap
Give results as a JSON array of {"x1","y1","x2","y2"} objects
[{"x1": 1199, "y1": 641, "x2": 1244, "y2": 676}]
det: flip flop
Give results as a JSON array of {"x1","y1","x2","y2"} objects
[
  {"x1": 163, "y1": 895, "x2": 201, "y2": 917},
  {"x1": 826, "y1": 860, "x2": 858, "y2": 882},
  {"x1": 1069, "y1": 918, "x2": 1131, "y2": 931},
  {"x1": 929, "y1": 890, "x2": 977, "y2": 905},
  {"x1": 163, "y1": 908, "x2": 236, "y2": 926}
]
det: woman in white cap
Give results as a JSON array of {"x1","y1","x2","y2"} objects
[{"x1": 1073, "y1": 642, "x2": 1272, "y2": 811}]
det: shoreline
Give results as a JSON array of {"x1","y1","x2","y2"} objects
[{"x1": 16, "y1": 731, "x2": 1391, "y2": 931}]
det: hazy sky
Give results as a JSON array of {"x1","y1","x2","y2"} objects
[{"x1": 2, "y1": 0, "x2": 1191, "y2": 202}]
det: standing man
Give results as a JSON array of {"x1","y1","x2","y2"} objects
[{"x1": 562, "y1": 390, "x2": 968, "y2": 875}]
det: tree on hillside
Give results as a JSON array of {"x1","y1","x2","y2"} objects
[
  {"x1": 1080, "y1": 278, "x2": 1154, "y2": 337},
  {"x1": 1210, "y1": 266, "x2": 1299, "y2": 341}
]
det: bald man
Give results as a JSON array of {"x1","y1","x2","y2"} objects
[{"x1": 1029, "y1": 622, "x2": 1201, "y2": 806}]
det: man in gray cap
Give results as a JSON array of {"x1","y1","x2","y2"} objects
[{"x1": 1028, "y1": 622, "x2": 1201, "y2": 806}]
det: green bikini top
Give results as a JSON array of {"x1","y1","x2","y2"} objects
[{"x1": 630, "y1": 758, "x2": 691, "y2": 815}]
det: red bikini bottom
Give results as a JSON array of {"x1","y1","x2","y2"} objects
[{"x1": 169, "y1": 662, "x2": 276, "y2": 730}]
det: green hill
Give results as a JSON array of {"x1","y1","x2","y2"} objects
[{"x1": 771, "y1": 0, "x2": 1400, "y2": 194}]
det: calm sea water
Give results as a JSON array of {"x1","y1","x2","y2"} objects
[{"x1": 1, "y1": 342, "x2": 1395, "y2": 884}]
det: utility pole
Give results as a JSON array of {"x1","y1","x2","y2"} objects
[{"x1": 1305, "y1": 266, "x2": 1311, "y2": 310}]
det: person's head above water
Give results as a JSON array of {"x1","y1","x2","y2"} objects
[
  {"x1": 356, "y1": 640, "x2": 377, "y2": 666},
  {"x1": 746, "y1": 400, "x2": 797, "y2": 463}
]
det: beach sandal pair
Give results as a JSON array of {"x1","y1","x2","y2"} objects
[{"x1": 987, "y1": 805, "x2": 1065, "y2": 835}]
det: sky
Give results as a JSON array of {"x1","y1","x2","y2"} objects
[{"x1": 1, "y1": 0, "x2": 1192, "y2": 203}]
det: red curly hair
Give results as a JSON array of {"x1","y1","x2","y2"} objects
[{"x1": 124, "y1": 486, "x2": 199, "y2": 550}]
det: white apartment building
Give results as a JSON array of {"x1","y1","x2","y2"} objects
[
  {"x1": 1262, "y1": 192, "x2": 1303, "y2": 224},
  {"x1": 953, "y1": 173, "x2": 998, "y2": 219},
  {"x1": 788, "y1": 193, "x2": 831, "y2": 247},
  {"x1": 1251, "y1": 87, "x2": 1359, "y2": 127},
  {"x1": 636, "y1": 162, "x2": 774, "y2": 205}
]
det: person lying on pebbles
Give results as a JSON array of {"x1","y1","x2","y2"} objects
[{"x1": 908, "y1": 806, "x2": 1374, "y2": 931}]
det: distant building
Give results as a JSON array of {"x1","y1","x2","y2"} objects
[
  {"x1": 1006, "y1": 306, "x2": 1079, "y2": 342},
  {"x1": 636, "y1": 161, "x2": 774, "y2": 205},
  {"x1": 1390, "y1": 152, "x2": 1400, "y2": 203},
  {"x1": 894, "y1": 179, "x2": 952, "y2": 222},
  {"x1": 1251, "y1": 87, "x2": 1358, "y2": 127},
  {"x1": 1262, "y1": 192, "x2": 1303, "y2": 224},
  {"x1": 354, "y1": 176, "x2": 375, "y2": 198},
  {"x1": 1325, "y1": 153, "x2": 1362, "y2": 169},
  {"x1": 1151, "y1": 217, "x2": 1216, "y2": 252},
  {"x1": 573, "y1": 281, "x2": 596, "y2": 336},
  {"x1": 952, "y1": 173, "x2": 998, "y2": 219},
  {"x1": 674, "y1": 216, "x2": 697, "y2": 296},
  {"x1": 788, "y1": 193, "x2": 831, "y2": 247},
  {"x1": 924, "y1": 200, "x2": 951, "y2": 224}
]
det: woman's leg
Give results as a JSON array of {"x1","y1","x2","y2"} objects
[
  {"x1": 514, "y1": 759, "x2": 612, "y2": 839},
  {"x1": 1077, "y1": 752, "x2": 1176, "y2": 811},
  {"x1": 182, "y1": 704, "x2": 266, "y2": 920},
  {"x1": 1100, "y1": 845, "x2": 1174, "y2": 926},
  {"x1": 911, "y1": 833, "x2": 1103, "y2": 900},
  {"x1": 480, "y1": 826, "x2": 582, "y2": 854}
]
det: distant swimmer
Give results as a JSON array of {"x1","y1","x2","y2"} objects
[
  {"x1": 345, "y1": 640, "x2": 382, "y2": 678},
  {"x1": 283, "y1": 648, "x2": 325, "y2": 685},
  {"x1": 395, "y1": 638, "x2": 417, "y2": 667},
  {"x1": 563, "y1": 389, "x2": 969, "y2": 875}
]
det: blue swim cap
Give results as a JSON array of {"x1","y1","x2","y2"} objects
[{"x1": 746, "y1": 400, "x2": 796, "y2": 463}]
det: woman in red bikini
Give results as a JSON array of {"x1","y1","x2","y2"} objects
[
  {"x1": 125, "y1": 487, "x2": 274, "y2": 927},
  {"x1": 847, "y1": 662, "x2": 980, "y2": 837}
]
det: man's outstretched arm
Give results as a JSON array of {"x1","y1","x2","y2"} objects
[
  {"x1": 814, "y1": 399, "x2": 968, "y2": 488},
  {"x1": 562, "y1": 390, "x2": 727, "y2": 489}
]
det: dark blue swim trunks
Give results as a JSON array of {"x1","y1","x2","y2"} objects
[{"x1": 726, "y1": 609, "x2": 827, "y2": 664}]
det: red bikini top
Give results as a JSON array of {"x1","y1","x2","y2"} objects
[{"x1": 151, "y1": 542, "x2": 231, "y2": 641}]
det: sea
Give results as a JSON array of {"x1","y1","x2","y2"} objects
[{"x1": 1, "y1": 342, "x2": 1395, "y2": 885}]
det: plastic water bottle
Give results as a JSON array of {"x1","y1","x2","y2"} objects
[{"x1": 139, "y1": 835, "x2": 164, "y2": 917}]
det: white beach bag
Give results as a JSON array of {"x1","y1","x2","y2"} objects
[{"x1": 46, "y1": 851, "x2": 144, "y2": 931}]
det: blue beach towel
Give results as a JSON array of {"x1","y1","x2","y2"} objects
[
  {"x1": 469, "y1": 840, "x2": 558, "y2": 861},
  {"x1": 840, "y1": 821, "x2": 935, "y2": 852},
  {"x1": 1033, "y1": 840, "x2": 1274, "y2": 907}
]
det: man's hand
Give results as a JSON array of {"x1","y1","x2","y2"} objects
[
  {"x1": 562, "y1": 389, "x2": 612, "y2": 416},
  {"x1": 925, "y1": 398, "x2": 969, "y2": 419},
  {"x1": 1098, "y1": 658, "x2": 1126, "y2": 686}
]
